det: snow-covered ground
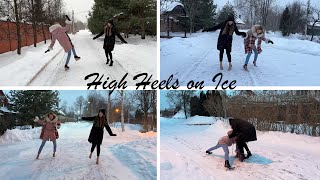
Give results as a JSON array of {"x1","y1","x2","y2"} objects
[
  {"x1": 160, "y1": 115, "x2": 320, "y2": 180},
  {"x1": 160, "y1": 31, "x2": 320, "y2": 86},
  {"x1": 0, "y1": 122, "x2": 156, "y2": 180},
  {"x1": 0, "y1": 30, "x2": 157, "y2": 86}
]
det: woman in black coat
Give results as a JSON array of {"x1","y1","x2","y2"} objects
[
  {"x1": 204, "y1": 15, "x2": 246, "y2": 71},
  {"x1": 228, "y1": 118, "x2": 257, "y2": 162},
  {"x1": 82, "y1": 109, "x2": 117, "y2": 164},
  {"x1": 93, "y1": 20, "x2": 127, "y2": 66}
]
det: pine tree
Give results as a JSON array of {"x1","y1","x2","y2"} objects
[
  {"x1": 194, "y1": 0, "x2": 218, "y2": 30},
  {"x1": 280, "y1": 7, "x2": 291, "y2": 36},
  {"x1": 8, "y1": 91, "x2": 60, "y2": 126},
  {"x1": 217, "y1": 2, "x2": 237, "y2": 24}
]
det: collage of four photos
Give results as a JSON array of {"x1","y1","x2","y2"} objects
[{"x1": 0, "y1": 0, "x2": 320, "y2": 179}]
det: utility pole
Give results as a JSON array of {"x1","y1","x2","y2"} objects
[{"x1": 72, "y1": 10, "x2": 75, "y2": 34}]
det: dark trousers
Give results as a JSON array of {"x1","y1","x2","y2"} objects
[
  {"x1": 104, "y1": 49, "x2": 113, "y2": 60},
  {"x1": 219, "y1": 49, "x2": 231, "y2": 62},
  {"x1": 236, "y1": 140, "x2": 246, "y2": 154},
  {"x1": 91, "y1": 143, "x2": 101, "y2": 157}
]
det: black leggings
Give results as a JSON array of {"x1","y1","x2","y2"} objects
[
  {"x1": 91, "y1": 143, "x2": 101, "y2": 157},
  {"x1": 105, "y1": 50, "x2": 113, "y2": 60},
  {"x1": 243, "y1": 142, "x2": 250, "y2": 152},
  {"x1": 236, "y1": 140, "x2": 246, "y2": 154},
  {"x1": 219, "y1": 49, "x2": 231, "y2": 62}
]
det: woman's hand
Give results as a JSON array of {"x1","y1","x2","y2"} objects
[{"x1": 34, "y1": 116, "x2": 39, "y2": 122}]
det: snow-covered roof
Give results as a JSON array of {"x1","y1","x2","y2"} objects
[
  {"x1": 161, "y1": 1, "x2": 184, "y2": 14},
  {"x1": 58, "y1": 109, "x2": 66, "y2": 116},
  {"x1": 236, "y1": 17, "x2": 245, "y2": 25},
  {"x1": 0, "y1": 107, "x2": 17, "y2": 114}
]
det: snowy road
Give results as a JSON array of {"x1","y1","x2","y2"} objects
[
  {"x1": 160, "y1": 32, "x2": 320, "y2": 86},
  {"x1": 0, "y1": 122, "x2": 156, "y2": 180},
  {"x1": 0, "y1": 30, "x2": 156, "y2": 86},
  {"x1": 160, "y1": 116, "x2": 320, "y2": 180}
]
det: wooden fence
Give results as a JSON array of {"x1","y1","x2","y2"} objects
[{"x1": 0, "y1": 20, "x2": 51, "y2": 54}]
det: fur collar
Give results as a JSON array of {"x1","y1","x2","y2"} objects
[
  {"x1": 251, "y1": 25, "x2": 264, "y2": 38},
  {"x1": 49, "y1": 24, "x2": 62, "y2": 33},
  {"x1": 45, "y1": 114, "x2": 58, "y2": 123}
]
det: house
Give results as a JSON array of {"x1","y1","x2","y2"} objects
[
  {"x1": 160, "y1": 1, "x2": 187, "y2": 37},
  {"x1": 0, "y1": 90, "x2": 9, "y2": 107}
]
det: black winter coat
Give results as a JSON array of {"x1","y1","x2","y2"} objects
[
  {"x1": 93, "y1": 26, "x2": 127, "y2": 51},
  {"x1": 82, "y1": 116, "x2": 115, "y2": 145},
  {"x1": 228, "y1": 118, "x2": 257, "y2": 142},
  {"x1": 205, "y1": 20, "x2": 245, "y2": 51}
]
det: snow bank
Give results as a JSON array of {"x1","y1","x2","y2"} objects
[
  {"x1": 172, "y1": 110, "x2": 187, "y2": 119},
  {"x1": 0, "y1": 127, "x2": 40, "y2": 144}
]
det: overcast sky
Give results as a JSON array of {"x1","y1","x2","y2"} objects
[{"x1": 63, "y1": 0, "x2": 94, "y2": 22}]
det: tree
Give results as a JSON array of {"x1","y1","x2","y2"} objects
[
  {"x1": 280, "y1": 7, "x2": 291, "y2": 36},
  {"x1": 134, "y1": 91, "x2": 152, "y2": 132},
  {"x1": 194, "y1": 0, "x2": 217, "y2": 30},
  {"x1": 258, "y1": 0, "x2": 275, "y2": 27},
  {"x1": 217, "y1": 2, "x2": 236, "y2": 24},
  {"x1": 181, "y1": 0, "x2": 200, "y2": 33},
  {"x1": 309, "y1": 7, "x2": 320, "y2": 41},
  {"x1": 129, "y1": 0, "x2": 156, "y2": 39},
  {"x1": 74, "y1": 96, "x2": 85, "y2": 120},
  {"x1": 9, "y1": 90, "x2": 60, "y2": 126},
  {"x1": 166, "y1": 91, "x2": 195, "y2": 119}
]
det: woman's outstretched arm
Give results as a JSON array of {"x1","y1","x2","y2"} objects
[
  {"x1": 104, "y1": 121, "x2": 117, "y2": 136},
  {"x1": 93, "y1": 31, "x2": 104, "y2": 40},
  {"x1": 115, "y1": 31, "x2": 127, "y2": 43},
  {"x1": 81, "y1": 116, "x2": 96, "y2": 121}
]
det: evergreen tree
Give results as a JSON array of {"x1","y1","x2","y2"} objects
[
  {"x1": 217, "y1": 2, "x2": 237, "y2": 24},
  {"x1": 8, "y1": 91, "x2": 60, "y2": 126},
  {"x1": 280, "y1": 7, "x2": 291, "y2": 36},
  {"x1": 194, "y1": 0, "x2": 217, "y2": 30}
]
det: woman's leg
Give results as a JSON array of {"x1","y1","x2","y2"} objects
[
  {"x1": 37, "y1": 140, "x2": 47, "y2": 156},
  {"x1": 253, "y1": 46, "x2": 259, "y2": 66},
  {"x1": 245, "y1": 53, "x2": 252, "y2": 65},
  {"x1": 226, "y1": 49, "x2": 232, "y2": 70},
  {"x1": 53, "y1": 140, "x2": 57, "y2": 153},
  {"x1": 108, "y1": 51, "x2": 113, "y2": 61},
  {"x1": 104, "y1": 49, "x2": 110, "y2": 65},
  {"x1": 91, "y1": 143, "x2": 97, "y2": 153},
  {"x1": 221, "y1": 144, "x2": 230, "y2": 161},
  {"x1": 108, "y1": 51, "x2": 114, "y2": 66},
  {"x1": 226, "y1": 49, "x2": 231, "y2": 63},
  {"x1": 71, "y1": 47, "x2": 77, "y2": 56},
  {"x1": 65, "y1": 50, "x2": 72, "y2": 66},
  {"x1": 96, "y1": 144, "x2": 101, "y2": 157},
  {"x1": 206, "y1": 143, "x2": 221, "y2": 152},
  {"x1": 219, "y1": 49, "x2": 224, "y2": 62},
  {"x1": 219, "y1": 49, "x2": 224, "y2": 70}
]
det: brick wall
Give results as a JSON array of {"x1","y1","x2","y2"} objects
[{"x1": 0, "y1": 20, "x2": 51, "y2": 54}]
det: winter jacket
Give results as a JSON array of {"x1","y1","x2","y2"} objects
[
  {"x1": 49, "y1": 20, "x2": 72, "y2": 52},
  {"x1": 82, "y1": 115, "x2": 115, "y2": 145},
  {"x1": 34, "y1": 114, "x2": 61, "y2": 141},
  {"x1": 218, "y1": 130, "x2": 237, "y2": 146},
  {"x1": 93, "y1": 24, "x2": 127, "y2": 51},
  {"x1": 244, "y1": 25, "x2": 270, "y2": 54},
  {"x1": 228, "y1": 118, "x2": 257, "y2": 142},
  {"x1": 204, "y1": 17, "x2": 246, "y2": 51}
]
